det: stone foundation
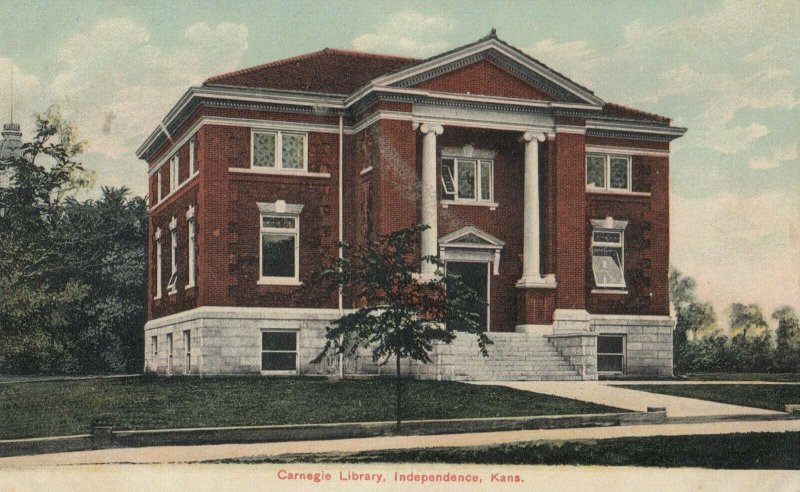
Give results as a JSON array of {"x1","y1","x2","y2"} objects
[{"x1": 143, "y1": 307, "x2": 673, "y2": 379}]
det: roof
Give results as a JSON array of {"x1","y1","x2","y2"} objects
[
  {"x1": 205, "y1": 48, "x2": 418, "y2": 95},
  {"x1": 601, "y1": 103, "x2": 670, "y2": 125}
]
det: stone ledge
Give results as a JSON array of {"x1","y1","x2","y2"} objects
[{"x1": 0, "y1": 411, "x2": 665, "y2": 458}]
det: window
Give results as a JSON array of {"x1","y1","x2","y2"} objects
[
  {"x1": 252, "y1": 130, "x2": 307, "y2": 171},
  {"x1": 167, "y1": 218, "x2": 178, "y2": 294},
  {"x1": 586, "y1": 154, "x2": 631, "y2": 192},
  {"x1": 591, "y1": 218, "x2": 628, "y2": 289},
  {"x1": 150, "y1": 336, "x2": 158, "y2": 364},
  {"x1": 154, "y1": 229, "x2": 163, "y2": 299},
  {"x1": 166, "y1": 333, "x2": 173, "y2": 375},
  {"x1": 597, "y1": 335, "x2": 626, "y2": 373},
  {"x1": 261, "y1": 330, "x2": 298, "y2": 373},
  {"x1": 189, "y1": 137, "x2": 196, "y2": 176},
  {"x1": 156, "y1": 172, "x2": 162, "y2": 202},
  {"x1": 186, "y1": 207, "x2": 196, "y2": 289},
  {"x1": 183, "y1": 330, "x2": 191, "y2": 374},
  {"x1": 260, "y1": 213, "x2": 300, "y2": 284},
  {"x1": 441, "y1": 158, "x2": 493, "y2": 203},
  {"x1": 169, "y1": 155, "x2": 179, "y2": 192}
]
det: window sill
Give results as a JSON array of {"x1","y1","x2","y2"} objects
[
  {"x1": 592, "y1": 289, "x2": 629, "y2": 295},
  {"x1": 260, "y1": 370, "x2": 298, "y2": 375},
  {"x1": 185, "y1": 284, "x2": 196, "y2": 291},
  {"x1": 167, "y1": 289, "x2": 178, "y2": 296},
  {"x1": 440, "y1": 200, "x2": 498, "y2": 211},
  {"x1": 586, "y1": 188, "x2": 650, "y2": 197},
  {"x1": 257, "y1": 279, "x2": 303, "y2": 286},
  {"x1": 230, "y1": 167, "x2": 330, "y2": 178}
]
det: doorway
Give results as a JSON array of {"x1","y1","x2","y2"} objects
[{"x1": 446, "y1": 261, "x2": 490, "y2": 332}]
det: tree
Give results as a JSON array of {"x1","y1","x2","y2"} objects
[
  {"x1": 669, "y1": 267, "x2": 717, "y2": 345},
  {"x1": 310, "y1": 224, "x2": 492, "y2": 431},
  {"x1": 0, "y1": 107, "x2": 94, "y2": 371},
  {"x1": 0, "y1": 108, "x2": 147, "y2": 374},
  {"x1": 773, "y1": 306, "x2": 800, "y2": 372},
  {"x1": 728, "y1": 303, "x2": 768, "y2": 337}
]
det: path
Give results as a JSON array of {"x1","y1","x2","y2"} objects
[{"x1": 470, "y1": 381, "x2": 786, "y2": 418}]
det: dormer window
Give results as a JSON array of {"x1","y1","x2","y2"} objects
[{"x1": 252, "y1": 130, "x2": 307, "y2": 171}]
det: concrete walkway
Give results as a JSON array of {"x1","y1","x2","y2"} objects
[
  {"x1": 470, "y1": 381, "x2": 786, "y2": 418},
  {"x1": 2, "y1": 419, "x2": 799, "y2": 467}
]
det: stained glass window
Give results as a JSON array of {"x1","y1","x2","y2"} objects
[
  {"x1": 610, "y1": 157, "x2": 629, "y2": 189},
  {"x1": 281, "y1": 133, "x2": 305, "y2": 169},
  {"x1": 480, "y1": 160, "x2": 492, "y2": 201},
  {"x1": 457, "y1": 160, "x2": 476, "y2": 199},
  {"x1": 586, "y1": 155, "x2": 606, "y2": 188},
  {"x1": 253, "y1": 132, "x2": 276, "y2": 168}
]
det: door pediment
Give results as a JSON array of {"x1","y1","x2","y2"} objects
[{"x1": 439, "y1": 226, "x2": 504, "y2": 275}]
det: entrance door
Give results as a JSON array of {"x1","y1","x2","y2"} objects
[{"x1": 446, "y1": 261, "x2": 489, "y2": 332}]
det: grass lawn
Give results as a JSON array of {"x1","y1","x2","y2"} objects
[
  {"x1": 614, "y1": 384, "x2": 800, "y2": 411},
  {"x1": 0, "y1": 377, "x2": 622, "y2": 439},
  {"x1": 221, "y1": 432, "x2": 800, "y2": 469},
  {"x1": 684, "y1": 373, "x2": 800, "y2": 382}
]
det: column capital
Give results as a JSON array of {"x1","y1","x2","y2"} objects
[
  {"x1": 521, "y1": 131, "x2": 546, "y2": 143},
  {"x1": 414, "y1": 122, "x2": 444, "y2": 135}
]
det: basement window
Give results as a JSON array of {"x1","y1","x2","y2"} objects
[
  {"x1": 261, "y1": 330, "x2": 298, "y2": 373},
  {"x1": 597, "y1": 335, "x2": 626, "y2": 374}
]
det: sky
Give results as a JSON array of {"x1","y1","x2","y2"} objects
[{"x1": 0, "y1": 0, "x2": 797, "y2": 324}]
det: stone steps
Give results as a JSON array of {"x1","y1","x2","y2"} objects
[{"x1": 430, "y1": 334, "x2": 584, "y2": 381}]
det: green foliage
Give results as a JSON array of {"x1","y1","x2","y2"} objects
[
  {"x1": 669, "y1": 267, "x2": 717, "y2": 348},
  {"x1": 773, "y1": 306, "x2": 800, "y2": 372},
  {"x1": 311, "y1": 224, "x2": 492, "y2": 368},
  {"x1": 308, "y1": 224, "x2": 492, "y2": 428},
  {"x1": 0, "y1": 109, "x2": 145, "y2": 374},
  {"x1": 728, "y1": 302, "x2": 768, "y2": 337}
]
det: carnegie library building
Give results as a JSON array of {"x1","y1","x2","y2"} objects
[{"x1": 139, "y1": 32, "x2": 686, "y2": 380}]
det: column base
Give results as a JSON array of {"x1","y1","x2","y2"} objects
[{"x1": 515, "y1": 274, "x2": 557, "y2": 289}]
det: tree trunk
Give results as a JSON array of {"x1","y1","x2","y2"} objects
[{"x1": 395, "y1": 353, "x2": 402, "y2": 433}]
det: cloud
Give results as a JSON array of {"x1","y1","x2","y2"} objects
[
  {"x1": 351, "y1": 11, "x2": 453, "y2": 57},
  {"x1": 672, "y1": 191, "x2": 800, "y2": 317},
  {"x1": 525, "y1": 0, "x2": 799, "y2": 156},
  {"x1": 45, "y1": 18, "x2": 248, "y2": 161},
  {"x1": 749, "y1": 143, "x2": 798, "y2": 170}
]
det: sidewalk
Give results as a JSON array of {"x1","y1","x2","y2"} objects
[
  {"x1": 469, "y1": 381, "x2": 786, "y2": 418},
  {"x1": 2, "y1": 419, "x2": 799, "y2": 467}
]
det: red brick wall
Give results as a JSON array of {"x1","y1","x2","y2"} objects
[
  {"x1": 553, "y1": 131, "x2": 588, "y2": 310},
  {"x1": 436, "y1": 128, "x2": 528, "y2": 332},
  {"x1": 375, "y1": 119, "x2": 418, "y2": 235},
  {"x1": 149, "y1": 185, "x2": 199, "y2": 319},
  {"x1": 585, "y1": 152, "x2": 670, "y2": 316},
  {"x1": 414, "y1": 59, "x2": 554, "y2": 101}
]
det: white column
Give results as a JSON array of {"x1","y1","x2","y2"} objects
[
  {"x1": 417, "y1": 122, "x2": 444, "y2": 278},
  {"x1": 517, "y1": 131, "x2": 555, "y2": 287}
]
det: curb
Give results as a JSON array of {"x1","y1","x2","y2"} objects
[{"x1": 0, "y1": 410, "x2": 664, "y2": 458}]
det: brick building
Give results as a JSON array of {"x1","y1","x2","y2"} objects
[{"x1": 139, "y1": 33, "x2": 685, "y2": 380}]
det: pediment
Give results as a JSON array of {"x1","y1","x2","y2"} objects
[
  {"x1": 373, "y1": 37, "x2": 604, "y2": 106},
  {"x1": 439, "y1": 226, "x2": 504, "y2": 248},
  {"x1": 411, "y1": 58, "x2": 555, "y2": 101}
]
